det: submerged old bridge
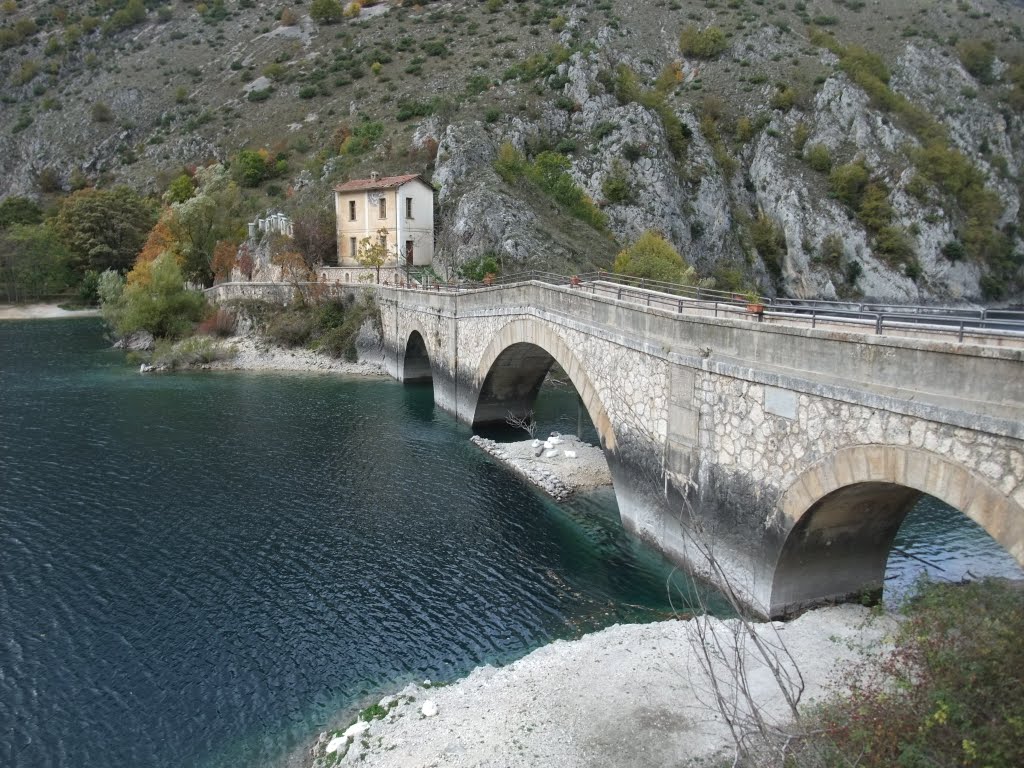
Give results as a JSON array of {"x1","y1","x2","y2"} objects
[
  {"x1": 378, "y1": 275, "x2": 1024, "y2": 618},
  {"x1": 213, "y1": 276, "x2": 1024, "y2": 617}
]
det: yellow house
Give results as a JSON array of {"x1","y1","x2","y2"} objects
[{"x1": 333, "y1": 173, "x2": 434, "y2": 270}]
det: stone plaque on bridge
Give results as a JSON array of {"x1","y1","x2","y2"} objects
[{"x1": 764, "y1": 386, "x2": 798, "y2": 420}]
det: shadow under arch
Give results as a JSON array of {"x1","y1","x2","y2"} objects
[
  {"x1": 470, "y1": 318, "x2": 616, "y2": 452},
  {"x1": 401, "y1": 330, "x2": 433, "y2": 384},
  {"x1": 769, "y1": 444, "x2": 1024, "y2": 617}
]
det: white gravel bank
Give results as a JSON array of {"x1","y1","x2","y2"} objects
[
  {"x1": 309, "y1": 605, "x2": 895, "y2": 767},
  {"x1": 209, "y1": 336, "x2": 386, "y2": 375},
  {"x1": 0, "y1": 303, "x2": 99, "y2": 320},
  {"x1": 470, "y1": 434, "x2": 611, "y2": 499}
]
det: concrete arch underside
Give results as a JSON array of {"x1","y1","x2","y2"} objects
[
  {"x1": 471, "y1": 318, "x2": 616, "y2": 452},
  {"x1": 401, "y1": 329, "x2": 433, "y2": 383},
  {"x1": 770, "y1": 444, "x2": 1024, "y2": 616}
]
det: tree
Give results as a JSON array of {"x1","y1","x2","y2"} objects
[
  {"x1": 356, "y1": 228, "x2": 393, "y2": 283},
  {"x1": 0, "y1": 223, "x2": 71, "y2": 302},
  {"x1": 169, "y1": 164, "x2": 242, "y2": 287},
  {"x1": 310, "y1": 0, "x2": 343, "y2": 24},
  {"x1": 291, "y1": 205, "x2": 337, "y2": 267},
  {"x1": 54, "y1": 187, "x2": 157, "y2": 275},
  {"x1": 0, "y1": 196, "x2": 43, "y2": 229},
  {"x1": 211, "y1": 241, "x2": 239, "y2": 283},
  {"x1": 110, "y1": 252, "x2": 206, "y2": 339},
  {"x1": 164, "y1": 173, "x2": 196, "y2": 204},
  {"x1": 613, "y1": 230, "x2": 706, "y2": 285}
]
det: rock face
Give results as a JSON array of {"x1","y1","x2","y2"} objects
[{"x1": 0, "y1": 0, "x2": 1020, "y2": 303}]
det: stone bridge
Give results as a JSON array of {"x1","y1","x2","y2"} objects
[{"x1": 374, "y1": 280, "x2": 1024, "y2": 618}]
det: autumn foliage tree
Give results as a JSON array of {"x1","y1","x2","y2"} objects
[{"x1": 211, "y1": 240, "x2": 239, "y2": 283}]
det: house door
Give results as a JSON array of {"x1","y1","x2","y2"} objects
[{"x1": 405, "y1": 240, "x2": 414, "y2": 266}]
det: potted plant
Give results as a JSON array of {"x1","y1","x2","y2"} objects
[{"x1": 744, "y1": 290, "x2": 765, "y2": 316}]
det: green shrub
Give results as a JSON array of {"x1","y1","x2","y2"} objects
[
  {"x1": 857, "y1": 182, "x2": 893, "y2": 232},
  {"x1": 602, "y1": 160, "x2": 632, "y2": 204},
  {"x1": 679, "y1": 25, "x2": 728, "y2": 58},
  {"x1": 806, "y1": 143, "x2": 832, "y2": 172},
  {"x1": 801, "y1": 579, "x2": 1024, "y2": 768},
  {"x1": 615, "y1": 230, "x2": 704, "y2": 284},
  {"x1": 874, "y1": 225, "x2": 915, "y2": 265},
  {"x1": 494, "y1": 141, "x2": 525, "y2": 183},
  {"x1": 770, "y1": 84, "x2": 797, "y2": 111},
  {"x1": 829, "y1": 160, "x2": 871, "y2": 208},
  {"x1": 152, "y1": 336, "x2": 234, "y2": 369},
  {"x1": 941, "y1": 240, "x2": 965, "y2": 261},
  {"x1": 957, "y1": 38, "x2": 995, "y2": 83},
  {"x1": 266, "y1": 310, "x2": 314, "y2": 347},
  {"x1": 816, "y1": 233, "x2": 844, "y2": 268},
  {"x1": 458, "y1": 254, "x2": 501, "y2": 282},
  {"x1": 792, "y1": 122, "x2": 810, "y2": 151}
]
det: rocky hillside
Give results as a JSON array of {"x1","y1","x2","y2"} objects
[{"x1": 2, "y1": 0, "x2": 1023, "y2": 302}]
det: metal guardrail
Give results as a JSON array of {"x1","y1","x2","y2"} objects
[{"x1": 391, "y1": 270, "x2": 1024, "y2": 343}]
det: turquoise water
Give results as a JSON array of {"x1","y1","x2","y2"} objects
[{"x1": 0, "y1": 318, "x2": 1018, "y2": 768}]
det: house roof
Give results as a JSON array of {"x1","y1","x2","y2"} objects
[{"x1": 333, "y1": 173, "x2": 424, "y2": 193}]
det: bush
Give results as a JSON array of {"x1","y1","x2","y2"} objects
[
  {"x1": 857, "y1": 183, "x2": 893, "y2": 232},
  {"x1": 266, "y1": 310, "x2": 314, "y2": 347},
  {"x1": 152, "y1": 336, "x2": 234, "y2": 369},
  {"x1": 829, "y1": 160, "x2": 871, "y2": 208},
  {"x1": 602, "y1": 160, "x2": 632, "y2": 204},
  {"x1": 806, "y1": 143, "x2": 832, "y2": 172},
  {"x1": 197, "y1": 308, "x2": 236, "y2": 337},
  {"x1": 679, "y1": 25, "x2": 728, "y2": 58},
  {"x1": 494, "y1": 141, "x2": 525, "y2": 183},
  {"x1": 801, "y1": 579, "x2": 1024, "y2": 768},
  {"x1": 957, "y1": 38, "x2": 995, "y2": 83},
  {"x1": 817, "y1": 233, "x2": 844, "y2": 268},
  {"x1": 459, "y1": 254, "x2": 501, "y2": 282},
  {"x1": 941, "y1": 240, "x2": 965, "y2": 262},
  {"x1": 614, "y1": 230, "x2": 705, "y2": 285}
]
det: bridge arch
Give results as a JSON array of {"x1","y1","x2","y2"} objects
[
  {"x1": 400, "y1": 329, "x2": 434, "y2": 384},
  {"x1": 471, "y1": 318, "x2": 616, "y2": 451},
  {"x1": 770, "y1": 444, "x2": 1024, "y2": 616}
]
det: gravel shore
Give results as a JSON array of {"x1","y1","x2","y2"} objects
[
  {"x1": 0, "y1": 303, "x2": 100, "y2": 320},
  {"x1": 470, "y1": 434, "x2": 611, "y2": 499},
  {"x1": 308, "y1": 605, "x2": 896, "y2": 768},
  {"x1": 208, "y1": 336, "x2": 386, "y2": 375}
]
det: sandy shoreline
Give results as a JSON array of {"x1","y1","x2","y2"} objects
[
  {"x1": 0, "y1": 302, "x2": 100, "y2": 320},
  {"x1": 307, "y1": 605, "x2": 896, "y2": 767}
]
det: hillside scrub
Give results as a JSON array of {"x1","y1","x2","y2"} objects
[
  {"x1": 613, "y1": 230, "x2": 708, "y2": 286},
  {"x1": 243, "y1": 292, "x2": 381, "y2": 362},
  {"x1": 795, "y1": 579, "x2": 1024, "y2": 768}
]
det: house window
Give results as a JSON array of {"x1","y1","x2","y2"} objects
[
  {"x1": 348, "y1": 200, "x2": 356, "y2": 221},
  {"x1": 378, "y1": 197, "x2": 386, "y2": 219},
  {"x1": 350, "y1": 237, "x2": 357, "y2": 258},
  {"x1": 405, "y1": 197, "x2": 413, "y2": 218}
]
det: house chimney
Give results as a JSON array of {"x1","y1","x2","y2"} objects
[{"x1": 370, "y1": 171, "x2": 380, "y2": 182}]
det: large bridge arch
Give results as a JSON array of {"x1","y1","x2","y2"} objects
[
  {"x1": 470, "y1": 318, "x2": 616, "y2": 452},
  {"x1": 400, "y1": 329, "x2": 434, "y2": 384},
  {"x1": 769, "y1": 444, "x2": 1024, "y2": 616}
]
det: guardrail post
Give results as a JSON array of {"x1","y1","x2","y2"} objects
[
  {"x1": 958, "y1": 321, "x2": 965, "y2": 343},
  {"x1": 678, "y1": 299, "x2": 683, "y2": 313},
  {"x1": 617, "y1": 287, "x2": 622, "y2": 301},
  {"x1": 875, "y1": 314, "x2": 883, "y2": 335}
]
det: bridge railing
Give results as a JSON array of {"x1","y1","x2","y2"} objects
[{"x1": 426, "y1": 270, "x2": 1024, "y2": 343}]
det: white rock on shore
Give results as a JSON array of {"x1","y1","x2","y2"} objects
[
  {"x1": 470, "y1": 434, "x2": 611, "y2": 500},
  {"x1": 309, "y1": 605, "x2": 897, "y2": 768}
]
